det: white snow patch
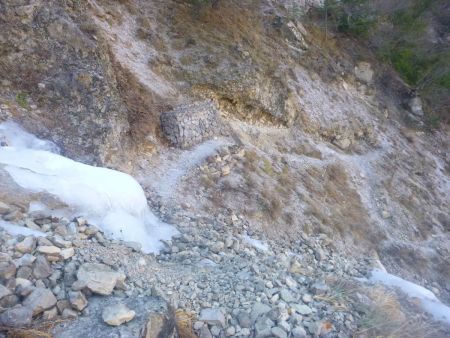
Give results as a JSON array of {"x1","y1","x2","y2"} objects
[
  {"x1": 0, "y1": 220, "x2": 46, "y2": 237},
  {"x1": 366, "y1": 269, "x2": 450, "y2": 324},
  {"x1": 242, "y1": 235, "x2": 270, "y2": 252},
  {"x1": 0, "y1": 122, "x2": 178, "y2": 254},
  {"x1": 0, "y1": 121, "x2": 59, "y2": 152}
]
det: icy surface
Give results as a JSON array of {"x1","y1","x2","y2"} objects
[
  {"x1": 0, "y1": 121, "x2": 59, "y2": 152},
  {"x1": 368, "y1": 269, "x2": 450, "y2": 324},
  {"x1": 0, "y1": 220, "x2": 46, "y2": 237},
  {"x1": 242, "y1": 235, "x2": 270, "y2": 252},
  {"x1": 0, "y1": 122, "x2": 177, "y2": 253}
]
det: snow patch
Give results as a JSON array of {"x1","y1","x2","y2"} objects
[
  {"x1": 0, "y1": 121, "x2": 59, "y2": 152},
  {"x1": 242, "y1": 235, "x2": 270, "y2": 252},
  {"x1": 0, "y1": 220, "x2": 46, "y2": 237},
  {"x1": 367, "y1": 269, "x2": 450, "y2": 324},
  {"x1": 0, "y1": 122, "x2": 177, "y2": 253}
]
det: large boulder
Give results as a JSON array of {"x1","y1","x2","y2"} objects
[
  {"x1": 23, "y1": 288, "x2": 57, "y2": 315},
  {"x1": 76, "y1": 263, "x2": 126, "y2": 295}
]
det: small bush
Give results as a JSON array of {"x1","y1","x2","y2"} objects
[
  {"x1": 437, "y1": 71, "x2": 450, "y2": 89},
  {"x1": 16, "y1": 92, "x2": 28, "y2": 109},
  {"x1": 388, "y1": 47, "x2": 436, "y2": 86}
]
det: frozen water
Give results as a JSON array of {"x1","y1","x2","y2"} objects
[
  {"x1": 0, "y1": 220, "x2": 46, "y2": 237},
  {"x1": 367, "y1": 269, "x2": 450, "y2": 324},
  {"x1": 0, "y1": 122, "x2": 177, "y2": 253},
  {"x1": 242, "y1": 235, "x2": 270, "y2": 252}
]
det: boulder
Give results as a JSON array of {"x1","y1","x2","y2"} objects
[
  {"x1": 0, "y1": 306, "x2": 33, "y2": 327},
  {"x1": 33, "y1": 255, "x2": 53, "y2": 279},
  {"x1": 23, "y1": 288, "x2": 57, "y2": 315},
  {"x1": 69, "y1": 291, "x2": 88, "y2": 311},
  {"x1": 199, "y1": 308, "x2": 226, "y2": 327},
  {"x1": 354, "y1": 61, "x2": 374, "y2": 84},
  {"x1": 102, "y1": 303, "x2": 136, "y2": 326},
  {"x1": 15, "y1": 236, "x2": 36, "y2": 253},
  {"x1": 76, "y1": 263, "x2": 126, "y2": 295}
]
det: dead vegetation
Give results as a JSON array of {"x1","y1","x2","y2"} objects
[
  {"x1": 0, "y1": 319, "x2": 68, "y2": 338},
  {"x1": 320, "y1": 277, "x2": 443, "y2": 338}
]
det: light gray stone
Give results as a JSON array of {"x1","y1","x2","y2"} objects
[
  {"x1": 23, "y1": 287, "x2": 57, "y2": 315},
  {"x1": 76, "y1": 263, "x2": 125, "y2": 295},
  {"x1": 69, "y1": 291, "x2": 88, "y2": 311},
  {"x1": 0, "y1": 306, "x2": 33, "y2": 327},
  {"x1": 199, "y1": 308, "x2": 226, "y2": 327},
  {"x1": 102, "y1": 303, "x2": 136, "y2": 326}
]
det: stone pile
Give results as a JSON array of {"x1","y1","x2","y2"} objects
[{"x1": 160, "y1": 100, "x2": 223, "y2": 148}]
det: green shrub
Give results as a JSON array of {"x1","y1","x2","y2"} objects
[
  {"x1": 16, "y1": 92, "x2": 28, "y2": 109},
  {"x1": 389, "y1": 47, "x2": 436, "y2": 86},
  {"x1": 437, "y1": 71, "x2": 450, "y2": 89}
]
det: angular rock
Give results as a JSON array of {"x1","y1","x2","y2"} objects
[
  {"x1": 17, "y1": 266, "x2": 32, "y2": 279},
  {"x1": 69, "y1": 291, "x2": 88, "y2": 311},
  {"x1": 33, "y1": 255, "x2": 53, "y2": 279},
  {"x1": 291, "y1": 304, "x2": 312, "y2": 315},
  {"x1": 102, "y1": 303, "x2": 136, "y2": 326},
  {"x1": 0, "y1": 201, "x2": 11, "y2": 214},
  {"x1": 23, "y1": 288, "x2": 57, "y2": 315},
  {"x1": 0, "y1": 306, "x2": 33, "y2": 327},
  {"x1": 280, "y1": 289, "x2": 295, "y2": 303},
  {"x1": 292, "y1": 326, "x2": 307, "y2": 338},
  {"x1": 271, "y1": 326, "x2": 288, "y2": 338},
  {"x1": 0, "y1": 262, "x2": 16, "y2": 280},
  {"x1": 199, "y1": 308, "x2": 226, "y2": 327},
  {"x1": 16, "y1": 253, "x2": 36, "y2": 267},
  {"x1": 237, "y1": 311, "x2": 252, "y2": 328},
  {"x1": 62, "y1": 308, "x2": 78, "y2": 319},
  {"x1": 15, "y1": 278, "x2": 34, "y2": 297},
  {"x1": 76, "y1": 263, "x2": 126, "y2": 295},
  {"x1": 15, "y1": 236, "x2": 36, "y2": 253},
  {"x1": 142, "y1": 311, "x2": 177, "y2": 338},
  {"x1": 310, "y1": 281, "x2": 329, "y2": 296},
  {"x1": 60, "y1": 248, "x2": 75, "y2": 260},
  {"x1": 354, "y1": 61, "x2": 374, "y2": 84},
  {"x1": 199, "y1": 326, "x2": 213, "y2": 338},
  {"x1": 42, "y1": 307, "x2": 58, "y2": 320},
  {"x1": 37, "y1": 245, "x2": 61, "y2": 255},
  {"x1": 0, "y1": 284, "x2": 12, "y2": 299},
  {"x1": 251, "y1": 302, "x2": 271, "y2": 322}
]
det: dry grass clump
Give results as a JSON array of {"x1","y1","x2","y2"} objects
[
  {"x1": 0, "y1": 319, "x2": 68, "y2": 338},
  {"x1": 356, "y1": 287, "x2": 439, "y2": 338},
  {"x1": 175, "y1": 309, "x2": 197, "y2": 338},
  {"x1": 321, "y1": 278, "x2": 441, "y2": 338},
  {"x1": 300, "y1": 162, "x2": 381, "y2": 243}
]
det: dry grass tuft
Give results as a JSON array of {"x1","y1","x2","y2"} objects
[
  {"x1": 356, "y1": 287, "x2": 439, "y2": 338},
  {"x1": 0, "y1": 319, "x2": 68, "y2": 338},
  {"x1": 175, "y1": 309, "x2": 197, "y2": 338}
]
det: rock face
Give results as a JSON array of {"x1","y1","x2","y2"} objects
[
  {"x1": 161, "y1": 101, "x2": 223, "y2": 148},
  {"x1": 0, "y1": 0, "x2": 131, "y2": 165},
  {"x1": 76, "y1": 263, "x2": 125, "y2": 295}
]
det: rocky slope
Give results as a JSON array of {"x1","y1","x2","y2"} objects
[{"x1": 0, "y1": 0, "x2": 449, "y2": 337}]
